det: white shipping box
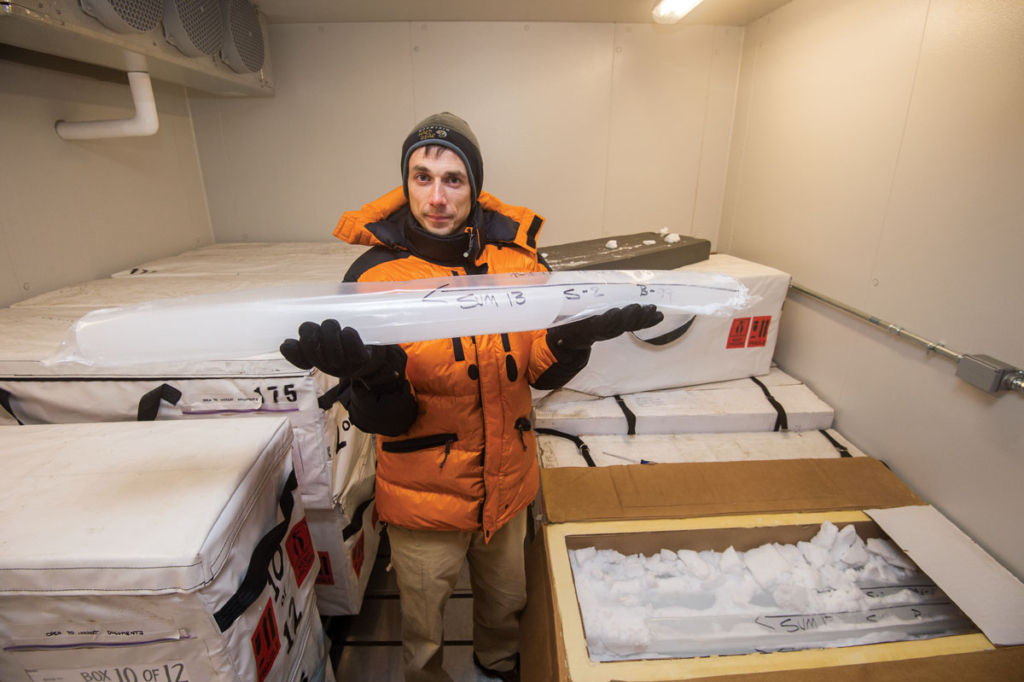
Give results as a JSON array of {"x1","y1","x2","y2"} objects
[
  {"x1": 563, "y1": 255, "x2": 792, "y2": 397},
  {"x1": 537, "y1": 429, "x2": 865, "y2": 469},
  {"x1": 0, "y1": 305, "x2": 378, "y2": 616},
  {"x1": 0, "y1": 419, "x2": 330, "y2": 682},
  {"x1": 111, "y1": 241, "x2": 368, "y2": 278},
  {"x1": 534, "y1": 368, "x2": 834, "y2": 436}
]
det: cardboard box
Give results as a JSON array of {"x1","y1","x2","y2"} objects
[
  {"x1": 534, "y1": 368, "x2": 833, "y2": 436},
  {"x1": 522, "y1": 458, "x2": 1024, "y2": 680},
  {"x1": 561, "y1": 255, "x2": 791, "y2": 396}
]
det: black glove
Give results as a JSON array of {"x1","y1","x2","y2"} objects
[
  {"x1": 548, "y1": 304, "x2": 664, "y2": 351},
  {"x1": 280, "y1": 320, "x2": 407, "y2": 390}
]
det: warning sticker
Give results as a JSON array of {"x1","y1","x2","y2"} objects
[
  {"x1": 727, "y1": 317, "x2": 751, "y2": 349},
  {"x1": 251, "y1": 599, "x2": 280, "y2": 682},
  {"x1": 351, "y1": 531, "x2": 366, "y2": 579},
  {"x1": 316, "y1": 551, "x2": 335, "y2": 586},
  {"x1": 286, "y1": 517, "x2": 315, "y2": 588},
  {"x1": 747, "y1": 316, "x2": 772, "y2": 348}
]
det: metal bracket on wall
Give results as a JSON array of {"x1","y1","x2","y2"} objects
[{"x1": 789, "y1": 283, "x2": 1024, "y2": 396}]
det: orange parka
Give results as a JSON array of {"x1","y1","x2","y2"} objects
[{"x1": 334, "y1": 188, "x2": 587, "y2": 541}]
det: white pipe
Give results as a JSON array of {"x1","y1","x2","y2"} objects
[{"x1": 56, "y1": 71, "x2": 159, "y2": 140}]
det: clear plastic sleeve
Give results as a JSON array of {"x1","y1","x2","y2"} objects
[{"x1": 47, "y1": 270, "x2": 756, "y2": 367}]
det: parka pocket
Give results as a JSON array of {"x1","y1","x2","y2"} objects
[{"x1": 382, "y1": 433, "x2": 458, "y2": 468}]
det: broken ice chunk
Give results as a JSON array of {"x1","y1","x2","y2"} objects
[
  {"x1": 720, "y1": 546, "x2": 744, "y2": 574},
  {"x1": 643, "y1": 239, "x2": 657, "y2": 245},
  {"x1": 659, "y1": 549, "x2": 678, "y2": 563},
  {"x1": 605, "y1": 240, "x2": 619, "y2": 249},
  {"x1": 658, "y1": 226, "x2": 669, "y2": 234},
  {"x1": 744, "y1": 543, "x2": 792, "y2": 589},
  {"x1": 575, "y1": 547, "x2": 597, "y2": 564},
  {"x1": 830, "y1": 524, "x2": 858, "y2": 562},
  {"x1": 663, "y1": 233, "x2": 681, "y2": 244},
  {"x1": 774, "y1": 583, "x2": 810, "y2": 612},
  {"x1": 799, "y1": 540, "x2": 829, "y2": 568},
  {"x1": 840, "y1": 536, "x2": 870, "y2": 567},
  {"x1": 811, "y1": 520, "x2": 839, "y2": 549},
  {"x1": 866, "y1": 537, "x2": 918, "y2": 571},
  {"x1": 677, "y1": 549, "x2": 711, "y2": 579}
]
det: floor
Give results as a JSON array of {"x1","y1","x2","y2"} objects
[{"x1": 327, "y1": 530, "x2": 498, "y2": 682}]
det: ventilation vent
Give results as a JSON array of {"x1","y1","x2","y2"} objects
[
  {"x1": 221, "y1": 0, "x2": 264, "y2": 73},
  {"x1": 164, "y1": 0, "x2": 223, "y2": 57},
  {"x1": 78, "y1": 0, "x2": 162, "y2": 34}
]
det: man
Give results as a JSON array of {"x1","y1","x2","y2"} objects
[{"x1": 282, "y1": 113, "x2": 660, "y2": 682}]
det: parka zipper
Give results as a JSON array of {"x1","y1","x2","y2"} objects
[{"x1": 381, "y1": 433, "x2": 458, "y2": 468}]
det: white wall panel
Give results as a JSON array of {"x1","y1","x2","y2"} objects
[
  {"x1": 189, "y1": 23, "x2": 415, "y2": 243},
  {"x1": 726, "y1": 0, "x2": 1024, "y2": 577},
  {"x1": 410, "y1": 21, "x2": 614, "y2": 245},
  {"x1": 723, "y1": 0, "x2": 928, "y2": 302},
  {"x1": 605, "y1": 23, "x2": 732, "y2": 243},
  {"x1": 0, "y1": 58, "x2": 213, "y2": 307},
  {"x1": 191, "y1": 21, "x2": 741, "y2": 248}
]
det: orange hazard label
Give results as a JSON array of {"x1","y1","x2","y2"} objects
[
  {"x1": 351, "y1": 531, "x2": 366, "y2": 578},
  {"x1": 747, "y1": 316, "x2": 772, "y2": 348},
  {"x1": 251, "y1": 599, "x2": 280, "y2": 682},
  {"x1": 316, "y1": 551, "x2": 335, "y2": 586},
  {"x1": 286, "y1": 517, "x2": 315, "y2": 588},
  {"x1": 727, "y1": 318, "x2": 751, "y2": 349}
]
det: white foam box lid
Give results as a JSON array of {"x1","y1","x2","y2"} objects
[
  {"x1": 534, "y1": 367, "x2": 834, "y2": 435},
  {"x1": 538, "y1": 428, "x2": 865, "y2": 469},
  {"x1": 564, "y1": 254, "x2": 792, "y2": 397},
  {"x1": 111, "y1": 241, "x2": 368, "y2": 278},
  {"x1": 0, "y1": 417, "x2": 293, "y2": 594}
]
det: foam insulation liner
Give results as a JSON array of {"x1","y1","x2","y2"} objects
[
  {"x1": 523, "y1": 458, "x2": 1024, "y2": 681},
  {"x1": 0, "y1": 419, "x2": 334, "y2": 682},
  {"x1": 563, "y1": 255, "x2": 791, "y2": 396},
  {"x1": 534, "y1": 368, "x2": 833, "y2": 436},
  {"x1": 0, "y1": 305, "x2": 377, "y2": 617}
]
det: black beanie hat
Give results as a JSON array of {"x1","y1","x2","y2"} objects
[{"x1": 401, "y1": 112, "x2": 483, "y2": 203}]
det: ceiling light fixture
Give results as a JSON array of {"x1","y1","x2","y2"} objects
[{"x1": 651, "y1": 0, "x2": 705, "y2": 24}]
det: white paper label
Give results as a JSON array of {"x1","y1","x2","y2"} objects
[{"x1": 28, "y1": 662, "x2": 190, "y2": 682}]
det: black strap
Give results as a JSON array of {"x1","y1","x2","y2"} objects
[
  {"x1": 0, "y1": 387, "x2": 24, "y2": 425},
  {"x1": 535, "y1": 428, "x2": 595, "y2": 467},
  {"x1": 342, "y1": 496, "x2": 375, "y2": 541},
  {"x1": 136, "y1": 384, "x2": 182, "y2": 421},
  {"x1": 630, "y1": 315, "x2": 697, "y2": 346},
  {"x1": 317, "y1": 383, "x2": 344, "y2": 411},
  {"x1": 750, "y1": 377, "x2": 788, "y2": 432},
  {"x1": 613, "y1": 394, "x2": 638, "y2": 435},
  {"x1": 819, "y1": 429, "x2": 852, "y2": 457},
  {"x1": 214, "y1": 470, "x2": 298, "y2": 632}
]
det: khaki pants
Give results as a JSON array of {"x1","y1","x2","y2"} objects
[{"x1": 387, "y1": 510, "x2": 528, "y2": 682}]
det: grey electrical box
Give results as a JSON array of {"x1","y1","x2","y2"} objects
[{"x1": 955, "y1": 354, "x2": 1019, "y2": 393}]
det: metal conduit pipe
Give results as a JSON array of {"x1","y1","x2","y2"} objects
[{"x1": 789, "y1": 282, "x2": 1024, "y2": 396}]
